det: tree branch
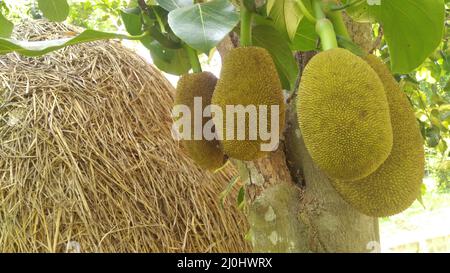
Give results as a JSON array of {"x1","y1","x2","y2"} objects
[{"x1": 138, "y1": 0, "x2": 150, "y2": 15}]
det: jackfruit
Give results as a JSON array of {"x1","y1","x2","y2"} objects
[
  {"x1": 297, "y1": 48, "x2": 393, "y2": 181},
  {"x1": 211, "y1": 47, "x2": 285, "y2": 161},
  {"x1": 174, "y1": 72, "x2": 226, "y2": 171},
  {"x1": 331, "y1": 55, "x2": 425, "y2": 217}
]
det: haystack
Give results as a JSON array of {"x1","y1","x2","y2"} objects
[{"x1": 0, "y1": 20, "x2": 250, "y2": 253}]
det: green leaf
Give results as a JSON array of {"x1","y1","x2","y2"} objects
[
  {"x1": 430, "y1": 109, "x2": 443, "y2": 129},
  {"x1": 440, "y1": 104, "x2": 450, "y2": 120},
  {"x1": 237, "y1": 186, "x2": 245, "y2": 210},
  {"x1": 143, "y1": 6, "x2": 185, "y2": 49},
  {"x1": 266, "y1": 0, "x2": 275, "y2": 13},
  {"x1": 156, "y1": 0, "x2": 193, "y2": 11},
  {"x1": 141, "y1": 36, "x2": 191, "y2": 75},
  {"x1": 0, "y1": 13, "x2": 13, "y2": 38},
  {"x1": 253, "y1": 25, "x2": 299, "y2": 90},
  {"x1": 219, "y1": 175, "x2": 240, "y2": 209},
  {"x1": 168, "y1": 0, "x2": 239, "y2": 53},
  {"x1": 426, "y1": 126, "x2": 441, "y2": 147},
  {"x1": 345, "y1": 0, "x2": 377, "y2": 23},
  {"x1": 0, "y1": 30, "x2": 144, "y2": 57},
  {"x1": 244, "y1": 230, "x2": 253, "y2": 242},
  {"x1": 290, "y1": 18, "x2": 318, "y2": 51},
  {"x1": 266, "y1": 0, "x2": 305, "y2": 41},
  {"x1": 370, "y1": 0, "x2": 445, "y2": 73},
  {"x1": 437, "y1": 138, "x2": 448, "y2": 154},
  {"x1": 417, "y1": 183, "x2": 426, "y2": 209},
  {"x1": 149, "y1": 25, "x2": 183, "y2": 49},
  {"x1": 38, "y1": 0, "x2": 70, "y2": 22},
  {"x1": 120, "y1": 8, "x2": 143, "y2": 36}
]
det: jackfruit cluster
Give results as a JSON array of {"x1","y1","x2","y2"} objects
[
  {"x1": 331, "y1": 55, "x2": 425, "y2": 217},
  {"x1": 174, "y1": 72, "x2": 226, "y2": 171},
  {"x1": 297, "y1": 48, "x2": 393, "y2": 181},
  {"x1": 212, "y1": 47, "x2": 285, "y2": 161}
]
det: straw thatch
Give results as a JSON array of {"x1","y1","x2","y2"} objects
[{"x1": 0, "y1": 20, "x2": 249, "y2": 253}]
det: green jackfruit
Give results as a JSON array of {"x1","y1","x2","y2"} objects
[
  {"x1": 174, "y1": 72, "x2": 226, "y2": 171},
  {"x1": 212, "y1": 47, "x2": 285, "y2": 161},
  {"x1": 331, "y1": 55, "x2": 425, "y2": 217},
  {"x1": 297, "y1": 48, "x2": 393, "y2": 181}
]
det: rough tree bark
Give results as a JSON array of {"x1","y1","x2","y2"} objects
[{"x1": 217, "y1": 17, "x2": 380, "y2": 253}]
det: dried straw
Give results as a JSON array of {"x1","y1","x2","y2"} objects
[{"x1": 0, "y1": 20, "x2": 249, "y2": 253}]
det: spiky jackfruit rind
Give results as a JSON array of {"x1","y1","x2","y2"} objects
[
  {"x1": 212, "y1": 47, "x2": 285, "y2": 161},
  {"x1": 297, "y1": 48, "x2": 393, "y2": 181},
  {"x1": 332, "y1": 55, "x2": 425, "y2": 217},
  {"x1": 174, "y1": 72, "x2": 226, "y2": 171}
]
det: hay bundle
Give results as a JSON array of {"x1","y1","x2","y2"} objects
[{"x1": 0, "y1": 20, "x2": 249, "y2": 253}]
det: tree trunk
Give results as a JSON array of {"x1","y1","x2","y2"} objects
[{"x1": 218, "y1": 19, "x2": 380, "y2": 253}]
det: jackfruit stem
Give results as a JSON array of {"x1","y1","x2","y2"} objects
[
  {"x1": 313, "y1": 1, "x2": 338, "y2": 50},
  {"x1": 315, "y1": 19, "x2": 338, "y2": 51},
  {"x1": 327, "y1": 11, "x2": 351, "y2": 40},
  {"x1": 240, "y1": 4, "x2": 253, "y2": 47},
  {"x1": 312, "y1": 0, "x2": 326, "y2": 20},
  {"x1": 184, "y1": 44, "x2": 202, "y2": 73}
]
